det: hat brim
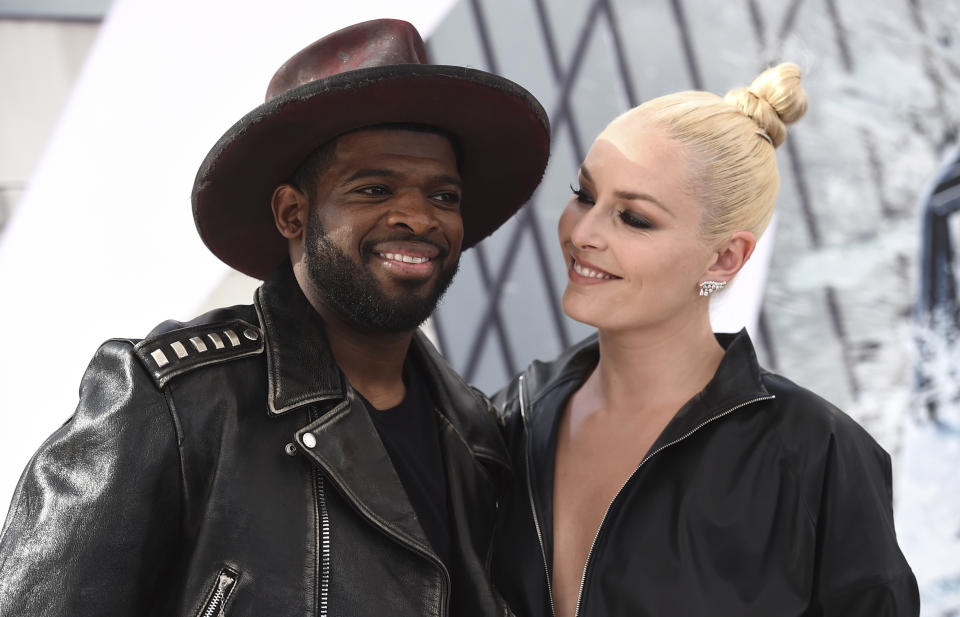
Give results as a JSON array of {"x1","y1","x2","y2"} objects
[{"x1": 192, "y1": 64, "x2": 550, "y2": 280}]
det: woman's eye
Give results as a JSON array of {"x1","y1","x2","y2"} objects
[
  {"x1": 570, "y1": 183, "x2": 595, "y2": 205},
  {"x1": 618, "y1": 210, "x2": 653, "y2": 229}
]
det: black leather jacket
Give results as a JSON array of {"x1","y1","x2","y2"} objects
[
  {"x1": 0, "y1": 265, "x2": 512, "y2": 617},
  {"x1": 491, "y1": 330, "x2": 919, "y2": 617}
]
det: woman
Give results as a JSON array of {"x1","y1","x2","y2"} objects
[{"x1": 491, "y1": 64, "x2": 919, "y2": 617}]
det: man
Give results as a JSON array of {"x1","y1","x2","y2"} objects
[{"x1": 0, "y1": 19, "x2": 549, "y2": 616}]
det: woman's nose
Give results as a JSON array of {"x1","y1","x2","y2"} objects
[{"x1": 569, "y1": 204, "x2": 607, "y2": 250}]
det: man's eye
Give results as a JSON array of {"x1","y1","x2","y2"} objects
[
  {"x1": 570, "y1": 183, "x2": 595, "y2": 205},
  {"x1": 356, "y1": 185, "x2": 390, "y2": 196},
  {"x1": 432, "y1": 191, "x2": 461, "y2": 206},
  {"x1": 618, "y1": 210, "x2": 653, "y2": 229}
]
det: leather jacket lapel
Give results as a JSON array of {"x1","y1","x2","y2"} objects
[
  {"x1": 255, "y1": 265, "x2": 434, "y2": 553},
  {"x1": 411, "y1": 333, "x2": 511, "y2": 472},
  {"x1": 255, "y1": 264, "x2": 511, "y2": 571},
  {"x1": 296, "y1": 392, "x2": 436, "y2": 557},
  {"x1": 255, "y1": 265, "x2": 344, "y2": 416}
]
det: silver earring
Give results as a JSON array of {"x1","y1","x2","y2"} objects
[{"x1": 698, "y1": 280, "x2": 726, "y2": 297}]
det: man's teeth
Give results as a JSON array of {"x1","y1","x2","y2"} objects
[
  {"x1": 382, "y1": 252, "x2": 430, "y2": 264},
  {"x1": 573, "y1": 259, "x2": 616, "y2": 279}
]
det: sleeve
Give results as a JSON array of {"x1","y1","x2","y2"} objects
[
  {"x1": 0, "y1": 340, "x2": 183, "y2": 617},
  {"x1": 808, "y1": 420, "x2": 920, "y2": 616}
]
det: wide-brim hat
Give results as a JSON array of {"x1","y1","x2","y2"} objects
[{"x1": 192, "y1": 18, "x2": 550, "y2": 280}]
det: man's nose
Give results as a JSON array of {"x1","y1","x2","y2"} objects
[{"x1": 386, "y1": 191, "x2": 440, "y2": 235}]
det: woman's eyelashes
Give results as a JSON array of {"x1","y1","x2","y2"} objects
[
  {"x1": 618, "y1": 209, "x2": 654, "y2": 229},
  {"x1": 570, "y1": 183, "x2": 654, "y2": 230},
  {"x1": 570, "y1": 183, "x2": 595, "y2": 205}
]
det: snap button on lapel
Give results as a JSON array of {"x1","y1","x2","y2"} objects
[
  {"x1": 302, "y1": 433, "x2": 317, "y2": 449},
  {"x1": 243, "y1": 328, "x2": 260, "y2": 341}
]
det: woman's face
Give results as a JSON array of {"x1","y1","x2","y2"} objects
[{"x1": 558, "y1": 118, "x2": 717, "y2": 332}]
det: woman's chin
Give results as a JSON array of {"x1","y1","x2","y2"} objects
[{"x1": 561, "y1": 292, "x2": 607, "y2": 328}]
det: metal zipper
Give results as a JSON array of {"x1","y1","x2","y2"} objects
[
  {"x1": 307, "y1": 405, "x2": 332, "y2": 617},
  {"x1": 315, "y1": 468, "x2": 331, "y2": 617},
  {"x1": 571, "y1": 394, "x2": 776, "y2": 617},
  {"x1": 518, "y1": 375, "x2": 558, "y2": 617},
  {"x1": 196, "y1": 567, "x2": 239, "y2": 617},
  {"x1": 304, "y1": 424, "x2": 451, "y2": 614}
]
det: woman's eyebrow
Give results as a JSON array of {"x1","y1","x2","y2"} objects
[
  {"x1": 614, "y1": 190, "x2": 672, "y2": 216},
  {"x1": 581, "y1": 164, "x2": 672, "y2": 216}
]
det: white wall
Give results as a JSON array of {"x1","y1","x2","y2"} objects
[{"x1": 0, "y1": 0, "x2": 457, "y2": 510}]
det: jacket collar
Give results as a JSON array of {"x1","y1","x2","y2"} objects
[
  {"x1": 651, "y1": 330, "x2": 773, "y2": 452},
  {"x1": 255, "y1": 262, "x2": 510, "y2": 467},
  {"x1": 525, "y1": 329, "x2": 773, "y2": 454},
  {"x1": 255, "y1": 264, "x2": 510, "y2": 468},
  {"x1": 522, "y1": 329, "x2": 773, "y2": 568},
  {"x1": 255, "y1": 263, "x2": 510, "y2": 560},
  {"x1": 409, "y1": 332, "x2": 511, "y2": 470},
  {"x1": 255, "y1": 263, "x2": 344, "y2": 416}
]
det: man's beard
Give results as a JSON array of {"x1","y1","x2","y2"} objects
[{"x1": 304, "y1": 212, "x2": 459, "y2": 334}]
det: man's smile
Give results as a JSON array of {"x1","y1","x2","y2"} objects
[{"x1": 370, "y1": 240, "x2": 446, "y2": 280}]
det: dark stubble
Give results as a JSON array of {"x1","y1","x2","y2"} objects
[{"x1": 303, "y1": 208, "x2": 460, "y2": 333}]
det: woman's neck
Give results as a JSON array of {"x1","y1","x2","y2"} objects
[{"x1": 588, "y1": 316, "x2": 726, "y2": 417}]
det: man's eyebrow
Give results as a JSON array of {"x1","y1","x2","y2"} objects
[
  {"x1": 580, "y1": 164, "x2": 672, "y2": 216},
  {"x1": 340, "y1": 170, "x2": 462, "y2": 188},
  {"x1": 434, "y1": 174, "x2": 462, "y2": 187},
  {"x1": 341, "y1": 169, "x2": 398, "y2": 185}
]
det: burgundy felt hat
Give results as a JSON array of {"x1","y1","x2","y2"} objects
[{"x1": 192, "y1": 18, "x2": 550, "y2": 280}]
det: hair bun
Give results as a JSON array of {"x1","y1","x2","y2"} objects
[{"x1": 723, "y1": 62, "x2": 808, "y2": 148}]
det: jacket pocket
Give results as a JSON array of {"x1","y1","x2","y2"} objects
[{"x1": 195, "y1": 566, "x2": 240, "y2": 617}]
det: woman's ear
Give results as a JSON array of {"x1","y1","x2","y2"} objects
[
  {"x1": 703, "y1": 231, "x2": 757, "y2": 281},
  {"x1": 271, "y1": 184, "x2": 309, "y2": 240}
]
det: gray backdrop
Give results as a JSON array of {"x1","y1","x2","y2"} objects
[{"x1": 427, "y1": 1, "x2": 960, "y2": 612}]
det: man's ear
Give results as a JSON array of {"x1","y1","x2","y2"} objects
[
  {"x1": 271, "y1": 184, "x2": 309, "y2": 240},
  {"x1": 702, "y1": 231, "x2": 757, "y2": 282}
]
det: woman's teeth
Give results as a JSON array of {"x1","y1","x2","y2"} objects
[{"x1": 573, "y1": 259, "x2": 616, "y2": 279}]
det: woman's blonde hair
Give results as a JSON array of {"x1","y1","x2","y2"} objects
[{"x1": 606, "y1": 63, "x2": 807, "y2": 245}]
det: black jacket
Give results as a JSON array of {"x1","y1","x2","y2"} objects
[
  {"x1": 0, "y1": 265, "x2": 511, "y2": 617},
  {"x1": 491, "y1": 330, "x2": 919, "y2": 617}
]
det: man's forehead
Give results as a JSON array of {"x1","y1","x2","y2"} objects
[
  {"x1": 326, "y1": 128, "x2": 460, "y2": 174},
  {"x1": 333, "y1": 127, "x2": 456, "y2": 154}
]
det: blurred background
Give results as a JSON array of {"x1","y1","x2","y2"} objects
[{"x1": 1, "y1": 0, "x2": 958, "y2": 612}]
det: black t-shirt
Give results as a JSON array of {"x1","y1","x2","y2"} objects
[{"x1": 361, "y1": 360, "x2": 453, "y2": 573}]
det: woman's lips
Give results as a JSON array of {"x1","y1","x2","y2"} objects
[{"x1": 569, "y1": 256, "x2": 620, "y2": 283}]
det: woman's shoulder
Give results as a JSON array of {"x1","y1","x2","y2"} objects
[
  {"x1": 757, "y1": 369, "x2": 892, "y2": 474},
  {"x1": 490, "y1": 333, "x2": 599, "y2": 422},
  {"x1": 760, "y1": 370, "x2": 866, "y2": 431}
]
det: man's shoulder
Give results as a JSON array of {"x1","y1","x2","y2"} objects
[{"x1": 131, "y1": 304, "x2": 264, "y2": 389}]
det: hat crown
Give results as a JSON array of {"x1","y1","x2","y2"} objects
[{"x1": 265, "y1": 19, "x2": 428, "y2": 101}]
